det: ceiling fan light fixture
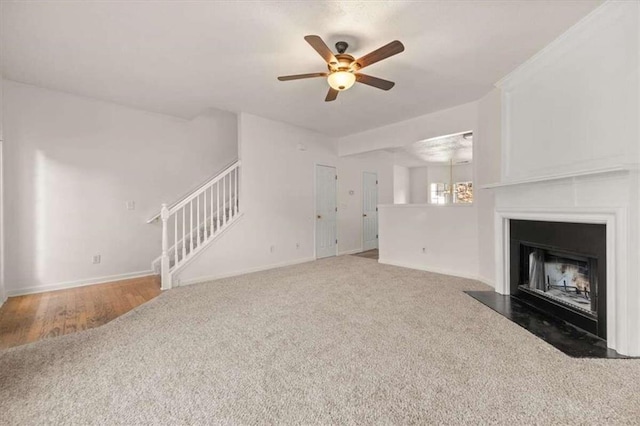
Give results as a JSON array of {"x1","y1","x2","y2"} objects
[
  {"x1": 278, "y1": 36, "x2": 404, "y2": 101},
  {"x1": 327, "y1": 71, "x2": 356, "y2": 91}
]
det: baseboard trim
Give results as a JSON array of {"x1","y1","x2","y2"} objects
[
  {"x1": 178, "y1": 256, "x2": 316, "y2": 287},
  {"x1": 378, "y1": 258, "x2": 481, "y2": 282},
  {"x1": 6, "y1": 270, "x2": 156, "y2": 297}
]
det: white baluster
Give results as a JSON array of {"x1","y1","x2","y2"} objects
[
  {"x1": 181, "y1": 206, "x2": 186, "y2": 261},
  {"x1": 202, "y1": 189, "x2": 206, "y2": 240},
  {"x1": 210, "y1": 184, "x2": 214, "y2": 237},
  {"x1": 235, "y1": 166, "x2": 239, "y2": 214},
  {"x1": 230, "y1": 169, "x2": 235, "y2": 218},
  {"x1": 217, "y1": 181, "x2": 221, "y2": 231},
  {"x1": 223, "y1": 175, "x2": 227, "y2": 226},
  {"x1": 229, "y1": 169, "x2": 238, "y2": 217},
  {"x1": 160, "y1": 204, "x2": 172, "y2": 290},
  {"x1": 190, "y1": 200, "x2": 194, "y2": 253},
  {"x1": 197, "y1": 193, "x2": 201, "y2": 246},
  {"x1": 202, "y1": 192, "x2": 205, "y2": 240},
  {"x1": 174, "y1": 210, "x2": 178, "y2": 266},
  {"x1": 204, "y1": 188, "x2": 209, "y2": 239},
  {"x1": 199, "y1": 191, "x2": 207, "y2": 241}
]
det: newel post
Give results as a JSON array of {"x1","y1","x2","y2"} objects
[{"x1": 160, "y1": 203, "x2": 172, "y2": 290}]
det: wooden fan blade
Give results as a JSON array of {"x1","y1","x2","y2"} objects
[
  {"x1": 355, "y1": 73, "x2": 395, "y2": 90},
  {"x1": 278, "y1": 72, "x2": 327, "y2": 81},
  {"x1": 354, "y1": 40, "x2": 405, "y2": 69},
  {"x1": 304, "y1": 35, "x2": 338, "y2": 65},
  {"x1": 325, "y1": 88, "x2": 339, "y2": 102}
]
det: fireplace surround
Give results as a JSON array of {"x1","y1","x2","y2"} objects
[
  {"x1": 509, "y1": 220, "x2": 606, "y2": 338},
  {"x1": 493, "y1": 207, "x2": 633, "y2": 354}
]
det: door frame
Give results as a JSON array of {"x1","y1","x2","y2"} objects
[
  {"x1": 314, "y1": 163, "x2": 338, "y2": 259},
  {"x1": 362, "y1": 171, "x2": 378, "y2": 251},
  {"x1": 0, "y1": 141, "x2": 4, "y2": 305}
]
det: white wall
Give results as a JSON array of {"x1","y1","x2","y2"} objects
[
  {"x1": 337, "y1": 152, "x2": 394, "y2": 253},
  {"x1": 409, "y1": 167, "x2": 430, "y2": 204},
  {"x1": 409, "y1": 163, "x2": 473, "y2": 204},
  {"x1": 177, "y1": 113, "x2": 395, "y2": 284},
  {"x1": 393, "y1": 165, "x2": 410, "y2": 204},
  {"x1": 336, "y1": 98, "x2": 479, "y2": 280},
  {"x1": 0, "y1": 76, "x2": 4, "y2": 304},
  {"x1": 475, "y1": 88, "x2": 502, "y2": 286},
  {"x1": 491, "y1": 1, "x2": 640, "y2": 355},
  {"x1": 435, "y1": 163, "x2": 473, "y2": 184},
  {"x1": 338, "y1": 102, "x2": 477, "y2": 156},
  {"x1": 3, "y1": 80, "x2": 238, "y2": 295},
  {"x1": 498, "y1": 1, "x2": 639, "y2": 181},
  {"x1": 378, "y1": 204, "x2": 479, "y2": 279}
]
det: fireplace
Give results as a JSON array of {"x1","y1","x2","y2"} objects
[
  {"x1": 520, "y1": 246, "x2": 597, "y2": 314},
  {"x1": 510, "y1": 220, "x2": 606, "y2": 338}
]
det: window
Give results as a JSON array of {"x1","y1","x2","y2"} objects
[
  {"x1": 454, "y1": 182, "x2": 473, "y2": 204},
  {"x1": 430, "y1": 182, "x2": 473, "y2": 205},
  {"x1": 430, "y1": 183, "x2": 448, "y2": 205}
]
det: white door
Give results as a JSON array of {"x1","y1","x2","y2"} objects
[
  {"x1": 315, "y1": 165, "x2": 337, "y2": 258},
  {"x1": 363, "y1": 172, "x2": 378, "y2": 251},
  {"x1": 0, "y1": 142, "x2": 4, "y2": 303}
]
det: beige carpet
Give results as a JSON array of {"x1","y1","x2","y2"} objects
[{"x1": 1, "y1": 256, "x2": 639, "y2": 424}]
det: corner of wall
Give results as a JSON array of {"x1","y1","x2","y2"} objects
[
  {"x1": 0, "y1": 77, "x2": 5, "y2": 305},
  {"x1": 3, "y1": 82, "x2": 240, "y2": 295},
  {"x1": 475, "y1": 88, "x2": 502, "y2": 286}
]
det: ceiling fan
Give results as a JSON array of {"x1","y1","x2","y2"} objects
[{"x1": 277, "y1": 35, "x2": 405, "y2": 102}]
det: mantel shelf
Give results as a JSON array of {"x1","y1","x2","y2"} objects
[{"x1": 480, "y1": 164, "x2": 639, "y2": 189}]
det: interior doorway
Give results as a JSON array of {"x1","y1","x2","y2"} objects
[
  {"x1": 0, "y1": 141, "x2": 4, "y2": 304},
  {"x1": 315, "y1": 165, "x2": 337, "y2": 258},
  {"x1": 362, "y1": 172, "x2": 378, "y2": 251}
]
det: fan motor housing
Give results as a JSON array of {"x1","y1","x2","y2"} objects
[{"x1": 329, "y1": 53, "x2": 356, "y2": 72}]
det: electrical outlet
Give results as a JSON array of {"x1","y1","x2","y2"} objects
[
  {"x1": 422, "y1": 247, "x2": 426, "y2": 254},
  {"x1": 92, "y1": 255, "x2": 101, "y2": 264},
  {"x1": 296, "y1": 243, "x2": 300, "y2": 250},
  {"x1": 270, "y1": 245, "x2": 275, "y2": 253},
  {"x1": 126, "y1": 201, "x2": 136, "y2": 210}
]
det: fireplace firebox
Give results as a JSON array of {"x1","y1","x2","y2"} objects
[{"x1": 510, "y1": 220, "x2": 606, "y2": 339}]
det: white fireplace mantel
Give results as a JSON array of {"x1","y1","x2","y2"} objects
[
  {"x1": 494, "y1": 208, "x2": 631, "y2": 354},
  {"x1": 481, "y1": 164, "x2": 638, "y2": 189},
  {"x1": 485, "y1": 0, "x2": 640, "y2": 356}
]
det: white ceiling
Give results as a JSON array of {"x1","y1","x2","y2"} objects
[
  {"x1": 409, "y1": 132, "x2": 473, "y2": 164},
  {"x1": 383, "y1": 132, "x2": 473, "y2": 168},
  {"x1": 1, "y1": 1, "x2": 602, "y2": 137}
]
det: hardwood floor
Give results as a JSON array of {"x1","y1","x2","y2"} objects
[{"x1": 0, "y1": 275, "x2": 161, "y2": 350}]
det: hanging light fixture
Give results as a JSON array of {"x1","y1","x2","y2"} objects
[{"x1": 327, "y1": 70, "x2": 356, "y2": 91}]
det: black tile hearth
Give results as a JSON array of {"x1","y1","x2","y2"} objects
[{"x1": 465, "y1": 291, "x2": 631, "y2": 359}]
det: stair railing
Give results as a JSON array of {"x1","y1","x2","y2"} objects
[{"x1": 158, "y1": 160, "x2": 241, "y2": 290}]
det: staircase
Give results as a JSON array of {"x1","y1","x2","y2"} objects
[{"x1": 150, "y1": 160, "x2": 242, "y2": 290}]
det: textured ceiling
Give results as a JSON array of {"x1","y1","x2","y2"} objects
[
  {"x1": 383, "y1": 132, "x2": 473, "y2": 167},
  {"x1": 1, "y1": 1, "x2": 602, "y2": 136},
  {"x1": 408, "y1": 133, "x2": 473, "y2": 164}
]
